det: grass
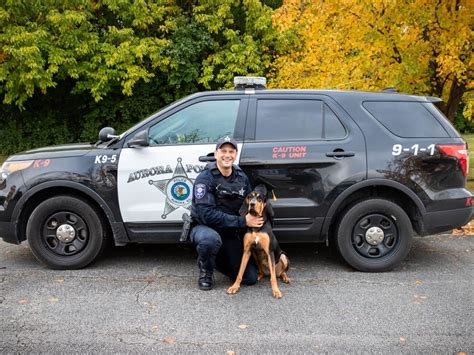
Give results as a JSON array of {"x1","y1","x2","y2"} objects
[
  {"x1": 462, "y1": 134, "x2": 474, "y2": 193},
  {"x1": 462, "y1": 133, "x2": 474, "y2": 180},
  {"x1": 0, "y1": 155, "x2": 5, "y2": 165}
]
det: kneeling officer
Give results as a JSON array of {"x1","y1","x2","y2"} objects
[{"x1": 190, "y1": 137, "x2": 264, "y2": 290}]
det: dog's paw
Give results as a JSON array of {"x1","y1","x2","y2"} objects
[
  {"x1": 227, "y1": 285, "x2": 240, "y2": 294},
  {"x1": 257, "y1": 272, "x2": 265, "y2": 281},
  {"x1": 272, "y1": 288, "x2": 282, "y2": 299},
  {"x1": 280, "y1": 273, "x2": 290, "y2": 284}
]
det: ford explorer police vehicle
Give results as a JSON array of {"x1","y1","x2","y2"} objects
[{"x1": 0, "y1": 77, "x2": 472, "y2": 272}]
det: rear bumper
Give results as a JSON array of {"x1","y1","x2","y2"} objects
[
  {"x1": 421, "y1": 206, "x2": 473, "y2": 236},
  {"x1": 0, "y1": 221, "x2": 19, "y2": 244}
]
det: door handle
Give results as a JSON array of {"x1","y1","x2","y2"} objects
[
  {"x1": 325, "y1": 151, "x2": 355, "y2": 158},
  {"x1": 199, "y1": 154, "x2": 216, "y2": 162}
]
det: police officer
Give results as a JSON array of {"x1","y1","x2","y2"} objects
[{"x1": 190, "y1": 136, "x2": 264, "y2": 290}]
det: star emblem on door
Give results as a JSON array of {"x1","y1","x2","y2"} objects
[{"x1": 148, "y1": 158, "x2": 195, "y2": 219}]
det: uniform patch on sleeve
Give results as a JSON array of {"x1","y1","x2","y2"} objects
[{"x1": 194, "y1": 183, "x2": 206, "y2": 199}]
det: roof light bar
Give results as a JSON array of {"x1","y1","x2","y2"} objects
[{"x1": 234, "y1": 76, "x2": 267, "y2": 90}]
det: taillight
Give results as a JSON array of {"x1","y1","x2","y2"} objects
[{"x1": 436, "y1": 144, "x2": 469, "y2": 177}]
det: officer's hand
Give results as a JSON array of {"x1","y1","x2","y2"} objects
[{"x1": 246, "y1": 214, "x2": 264, "y2": 228}]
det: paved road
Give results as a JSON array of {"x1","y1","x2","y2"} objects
[{"x1": 1, "y1": 235, "x2": 473, "y2": 353}]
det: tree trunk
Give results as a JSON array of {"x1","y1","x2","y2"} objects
[{"x1": 445, "y1": 78, "x2": 466, "y2": 123}]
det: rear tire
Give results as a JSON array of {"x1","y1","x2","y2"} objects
[
  {"x1": 335, "y1": 199, "x2": 413, "y2": 272},
  {"x1": 26, "y1": 196, "x2": 107, "y2": 269}
]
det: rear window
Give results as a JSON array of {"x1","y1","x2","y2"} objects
[
  {"x1": 363, "y1": 101, "x2": 449, "y2": 138},
  {"x1": 255, "y1": 100, "x2": 346, "y2": 141}
]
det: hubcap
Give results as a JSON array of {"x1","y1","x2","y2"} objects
[
  {"x1": 365, "y1": 226, "x2": 384, "y2": 245},
  {"x1": 56, "y1": 224, "x2": 76, "y2": 243},
  {"x1": 351, "y1": 213, "x2": 398, "y2": 258},
  {"x1": 42, "y1": 212, "x2": 89, "y2": 256}
]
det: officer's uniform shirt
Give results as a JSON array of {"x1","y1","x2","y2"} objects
[{"x1": 191, "y1": 162, "x2": 251, "y2": 230}]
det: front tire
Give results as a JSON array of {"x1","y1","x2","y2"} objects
[
  {"x1": 26, "y1": 196, "x2": 107, "y2": 269},
  {"x1": 336, "y1": 199, "x2": 413, "y2": 272}
]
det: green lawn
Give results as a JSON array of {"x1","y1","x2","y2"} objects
[
  {"x1": 462, "y1": 134, "x2": 474, "y2": 175},
  {"x1": 462, "y1": 134, "x2": 474, "y2": 192}
]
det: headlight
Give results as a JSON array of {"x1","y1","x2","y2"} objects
[{"x1": 0, "y1": 160, "x2": 34, "y2": 184}]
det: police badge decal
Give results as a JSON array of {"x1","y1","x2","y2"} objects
[{"x1": 149, "y1": 158, "x2": 195, "y2": 219}]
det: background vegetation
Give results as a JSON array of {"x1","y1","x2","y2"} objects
[{"x1": 0, "y1": 0, "x2": 472, "y2": 156}]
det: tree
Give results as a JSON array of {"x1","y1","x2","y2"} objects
[
  {"x1": 271, "y1": 0, "x2": 473, "y2": 122},
  {"x1": 0, "y1": 0, "x2": 278, "y2": 155},
  {"x1": 193, "y1": 0, "x2": 280, "y2": 89},
  {"x1": 0, "y1": 0, "x2": 182, "y2": 108}
]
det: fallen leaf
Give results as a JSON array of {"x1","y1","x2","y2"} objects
[
  {"x1": 151, "y1": 325, "x2": 159, "y2": 332},
  {"x1": 238, "y1": 324, "x2": 249, "y2": 329},
  {"x1": 162, "y1": 336, "x2": 176, "y2": 345},
  {"x1": 49, "y1": 297, "x2": 59, "y2": 303},
  {"x1": 399, "y1": 337, "x2": 406, "y2": 344},
  {"x1": 55, "y1": 277, "x2": 64, "y2": 283},
  {"x1": 415, "y1": 280, "x2": 423, "y2": 286},
  {"x1": 226, "y1": 351, "x2": 236, "y2": 355},
  {"x1": 18, "y1": 299, "x2": 29, "y2": 304},
  {"x1": 413, "y1": 295, "x2": 427, "y2": 304},
  {"x1": 457, "y1": 352, "x2": 467, "y2": 355}
]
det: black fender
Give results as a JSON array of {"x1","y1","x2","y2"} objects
[
  {"x1": 12, "y1": 180, "x2": 129, "y2": 245},
  {"x1": 321, "y1": 178, "x2": 426, "y2": 240}
]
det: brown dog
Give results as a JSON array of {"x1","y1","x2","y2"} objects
[{"x1": 227, "y1": 185, "x2": 290, "y2": 298}]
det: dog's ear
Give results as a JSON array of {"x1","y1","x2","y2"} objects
[
  {"x1": 266, "y1": 201, "x2": 275, "y2": 227},
  {"x1": 255, "y1": 184, "x2": 267, "y2": 200},
  {"x1": 239, "y1": 195, "x2": 249, "y2": 216}
]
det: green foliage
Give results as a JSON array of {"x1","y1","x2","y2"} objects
[
  {"x1": 454, "y1": 103, "x2": 474, "y2": 133},
  {"x1": 0, "y1": 1, "x2": 279, "y2": 156},
  {"x1": 0, "y1": 0, "x2": 182, "y2": 108},
  {"x1": 1, "y1": 0, "x2": 471, "y2": 158},
  {"x1": 195, "y1": 0, "x2": 280, "y2": 89}
]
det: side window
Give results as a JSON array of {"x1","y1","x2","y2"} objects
[
  {"x1": 324, "y1": 105, "x2": 346, "y2": 139},
  {"x1": 363, "y1": 101, "x2": 449, "y2": 138},
  {"x1": 148, "y1": 100, "x2": 240, "y2": 145},
  {"x1": 255, "y1": 100, "x2": 346, "y2": 141}
]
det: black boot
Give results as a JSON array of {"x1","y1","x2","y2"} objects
[
  {"x1": 198, "y1": 269, "x2": 214, "y2": 290},
  {"x1": 198, "y1": 259, "x2": 214, "y2": 290}
]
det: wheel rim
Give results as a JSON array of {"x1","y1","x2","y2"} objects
[
  {"x1": 351, "y1": 213, "x2": 398, "y2": 258},
  {"x1": 41, "y1": 211, "x2": 89, "y2": 256}
]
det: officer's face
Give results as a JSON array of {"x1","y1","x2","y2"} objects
[{"x1": 215, "y1": 143, "x2": 237, "y2": 172}]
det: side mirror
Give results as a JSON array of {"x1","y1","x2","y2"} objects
[
  {"x1": 99, "y1": 127, "x2": 118, "y2": 142},
  {"x1": 127, "y1": 129, "x2": 150, "y2": 148}
]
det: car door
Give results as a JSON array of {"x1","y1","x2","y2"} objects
[
  {"x1": 117, "y1": 95, "x2": 248, "y2": 242},
  {"x1": 240, "y1": 94, "x2": 367, "y2": 242}
]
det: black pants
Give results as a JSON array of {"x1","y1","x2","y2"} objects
[{"x1": 190, "y1": 225, "x2": 257, "y2": 285}]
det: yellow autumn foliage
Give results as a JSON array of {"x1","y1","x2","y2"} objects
[{"x1": 271, "y1": 0, "x2": 473, "y2": 122}]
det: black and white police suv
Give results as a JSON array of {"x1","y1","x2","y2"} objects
[{"x1": 0, "y1": 77, "x2": 472, "y2": 271}]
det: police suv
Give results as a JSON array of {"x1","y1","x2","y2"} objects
[{"x1": 0, "y1": 77, "x2": 472, "y2": 272}]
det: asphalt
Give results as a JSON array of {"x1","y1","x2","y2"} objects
[{"x1": 0, "y1": 234, "x2": 473, "y2": 353}]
